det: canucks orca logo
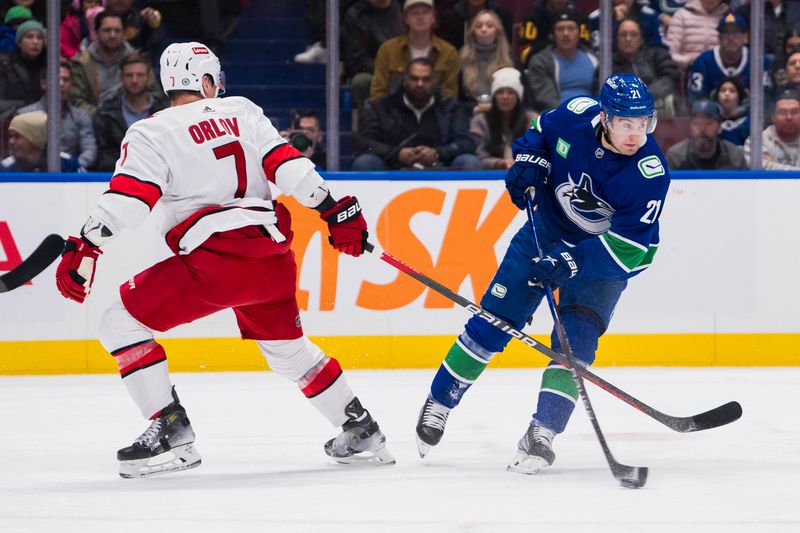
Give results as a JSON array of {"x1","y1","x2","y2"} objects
[{"x1": 555, "y1": 173, "x2": 615, "y2": 234}]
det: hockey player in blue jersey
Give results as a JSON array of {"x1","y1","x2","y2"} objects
[{"x1": 415, "y1": 73, "x2": 670, "y2": 474}]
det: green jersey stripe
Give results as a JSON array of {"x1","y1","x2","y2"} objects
[{"x1": 444, "y1": 343, "x2": 488, "y2": 382}]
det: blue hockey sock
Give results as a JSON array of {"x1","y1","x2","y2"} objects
[
  {"x1": 430, "y1": 333, "x2": 495, "y2": 409},
  {"x1": 532, "y1": 307, "x2": 602, "y2": 433}
]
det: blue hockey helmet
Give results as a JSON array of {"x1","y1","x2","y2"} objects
[{"x1": 600, "y1": 74, "x2": 656, "y2": 133}]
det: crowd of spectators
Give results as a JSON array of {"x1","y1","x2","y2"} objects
[
  {"x1": 0, "y1": 0, "x2": 241, "y2": 171},
  {"x1": 1, "y1": 0, "x2": 799, "y2": 172}
]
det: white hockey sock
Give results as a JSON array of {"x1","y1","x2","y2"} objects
[
  {"x1": 299, "y1": 357, "x2": 354, "y2": 427},
  {"x1": 115, "y1": 341, "x2": 174, "y2": 419}
]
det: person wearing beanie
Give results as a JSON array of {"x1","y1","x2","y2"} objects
[
  {"x1": 0, "y1": 110, "x2": 81, "y2": 172},
  {"x1": 0, "y1": 17, "x2": 45, "y2": 119},
  {"x1": 0, "y1": 5, "x2": 32, "y2": 52},
  {"x1": 469, "y1": 66, "x2": 536, "y2": 169}
]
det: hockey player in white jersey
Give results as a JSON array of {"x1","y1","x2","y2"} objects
[{"x1": 55, "y1": 42, "x2": 395, "y2": 478}]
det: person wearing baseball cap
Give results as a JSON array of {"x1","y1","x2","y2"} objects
[
  {"x1": 369, "y1": 0, "x2": 460, "y2": 100},
  {"x1": 666, "y1": 99, "x2": 747, "y2": 170},
  {"x1": 526, "y1": 6, "x2": 598, "y2": 112},
  {"x1": 688, "y1": 12, "x2": 773, "y2": 101}
]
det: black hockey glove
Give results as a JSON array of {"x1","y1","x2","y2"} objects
[
  {"x1": 528, "y1": 244, "x2": 579, "y2": 288},
  {"x1": 505, "y1": 148, "x2": 551, "y2": 209}
]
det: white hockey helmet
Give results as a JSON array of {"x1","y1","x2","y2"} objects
[{"x1": 159, "y1": 42, "x2": 225, "y2": 97}]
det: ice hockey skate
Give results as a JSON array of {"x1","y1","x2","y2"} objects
[
  {"x1": 117, "y1": 393, "x2": 201, "y2": 479},
  {"x1": 507, "y1": 421, "x2": 556, "y2": 475},
  {"x1": 415, "y1": 396, "x2": 451, "y2": 458},
  {"x1": 324, "y1": 398, "x2": 395, "y2": 466}
]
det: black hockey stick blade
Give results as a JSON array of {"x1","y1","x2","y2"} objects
[
  {"x1": 615, "y1": 464, "x2": 648, "y2": 489},
  {"x1": 364, "y1": 242, "x2": 742, "y2": 433},
  {"x1": 0, "y1": 234, "x2": 64, "y2": 293}
]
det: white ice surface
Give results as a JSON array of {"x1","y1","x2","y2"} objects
[{"x1": 0, "y1": 368, "x2": 797, "y2": 532}]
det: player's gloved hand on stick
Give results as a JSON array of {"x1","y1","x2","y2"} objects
[
  {"x1": 505, "y1": 148, "x2": 551, "y2": 209},
  {"x1": 56, "y1": 236, "x2": 102, "y2": 303},
  {"x1": 529, "y1": 245, "x2": 579, "y2": 288},
  {"x1": 320, "y1": 196, "x2": 368, "y2": 257}
]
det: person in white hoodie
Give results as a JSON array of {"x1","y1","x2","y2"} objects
[
  {"x1": 665, "y1": 0, "x2": 729, "y2": 68},
  {"x1": 744, "y1": 89, "x2": 800, "y2": 170}
]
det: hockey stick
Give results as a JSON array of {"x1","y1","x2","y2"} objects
[
  {"x1": 363, "y1": 247, "x2": 742, "y2": 434},
  {"x1": 525, "y1": 195, "x2": 646, "y2": 488},
  {"x1": 0, "y1": 234, "x2": 64, "y2": 293}
]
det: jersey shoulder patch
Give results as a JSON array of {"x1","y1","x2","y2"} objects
[
  {"x1": 565, "y1": 97, "x2": 599, "y2": 115},
  {"x1": 637, "y1": 155, "x2": 666, "y2": 179}
]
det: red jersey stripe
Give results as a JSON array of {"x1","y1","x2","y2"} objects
[
  {"x1": 109, "y1": 174, "x2": 162, "y2": 210},
  {"x1": 301, "y1": 358, "x2": 343, "y2": 398},
  {"x1": 262, "y1": 143, "x2": 302, "y2": 183}
]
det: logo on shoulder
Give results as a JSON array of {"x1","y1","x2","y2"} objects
[
  {"x1": 566, "y1": 97, "x2": 598, "y2": 114},
  {"x1": 637, "y1": 156, "x2": 665, "y2": 179}
]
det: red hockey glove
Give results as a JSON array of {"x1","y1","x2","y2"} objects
[
  {"x1": 320, "y1": 196, "x2": 368, "y2": 257},
  {"x1": 56, "y1": 236, "x2": 102, "y2": 303}
]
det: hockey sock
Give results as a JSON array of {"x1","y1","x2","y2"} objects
[
  {"x1": 532, "y1": 307, "x2": 602, "y2": 433},
  {"x1": 112, "y1": 340, "x2": 173, "y2": 419},
  {"x1": 298, "y1": 356, "x2": 355, "y2": 427},
  {"x1": 430, "y1": 333, "x2": 495, "y2": 409},
  {"x1": 532, "y1": 363, "x2": 578, "y2": 433}
]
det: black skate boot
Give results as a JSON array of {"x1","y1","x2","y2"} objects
[
  {"x1": 324, "y1": 397, "x2": 395, "y2": 466},
  {"x1": 117, "y1": 389, "x2": 201, "y2": 478},
  {"x1": 507, "y1": 421, "x2": 556, "y2": 475},
  {"x1": 415, "y1": 396, "x2": 451, "y2": 458}
]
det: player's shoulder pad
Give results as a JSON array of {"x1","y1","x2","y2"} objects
[{"x1": 541, "y1": 96, "x2": 600, "y2": 130}]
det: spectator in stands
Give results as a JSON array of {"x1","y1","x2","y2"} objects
[
  {"x1": 354, "y1": 57, "x2": 479, "y2": 170},
  {"x1": 342, "y1": 0, "x2": 405, "y2": 111},
  {"x1": 106, "y1": 0, "x2": 165, "y2": 58},
  {"x1": 772, "y1": 23, "x2": 800, "y2": 88},
  {"x1": 517, "y1": 0, "x2": 591, "y2": 68},
  {"x1": 370, "y1": 0, "x2": 460, "y2": 100},
  {"x1": 61, "y1": 0, "x2": 105, "y2": 60},
  {"x1": 0, "y1": 19, "x2": 45, "y2": 120},
  {"x1": 644, "y1": 0, "x2": 689, "y2": 32},
  {"x1": 279, "y1": 107, "x2": 327, "y2": 170},
  {"x1": 294, "y1": 0, "x2": 357, "y2": 64},
  {"x1": 17, "y1": 59, "x2": 97, "y2": 170},
  {"x1": 688, "y1": 14, "x2": 772, "y2": 102},
  {"x1": 458, "y1": 8, "x2": 513, "y2": 107},
  {"x1": 665, "y1": 0, "x2": 729, "y2": 69},
  {"x1": 776, "y1": 51, "x2": 800, "y2": 94},
  {"x1": 612, "y1": 18, "x2": 679, "y2": 117},
  {"x1": 0, "y1": 111, "x2": 81, "y2": 172},
  {"x1": 71, "y1": 11, "x2": 133, "y2": 117},
  {"x1": 94, "y1": 50, "x2": 167, "y2": 170},
  {"x1": 437, "y1": 0, "x2": 512, "y2": 50},
  {"x1": 0, "y1": 5, "x2": 32, "y2": 53},
  {"x1": 469, "y1": 67, "x2": 535, "y2": 170},
  {"x1": 588, "y1": 0, "x2": 663, "y2": 50},
  {"x1": 744, "y1": 89, "x2": 800, "y2": 170},
  {"x1": 526, "y1": 7, "x2": 598, "y2": 113},
  {"x1": 713, "y1": 75, "x2": 749, "y2": 145},
  {"x1": 666, "y1": 99, "x2": 747, "y2": 170},
  {"x1": 734, "y1": 0, "x2": 800, "y2": 56},
  {"x1": 1, "y1": 1, "x2": 46, "y2": 22}
]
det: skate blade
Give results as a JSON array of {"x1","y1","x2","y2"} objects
[
  {"x1": 506, "y1": 451, "x2": 551, "y2": 475},
  {"x1": 416, "y1": 435, "x2": 432, "y2": 459},
  {"x1": 119, "y1": 443, "x2": 202, "y2": 479},
  {"x1": 329, "y1": 444, "x2": 396, "y2": 466}
]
